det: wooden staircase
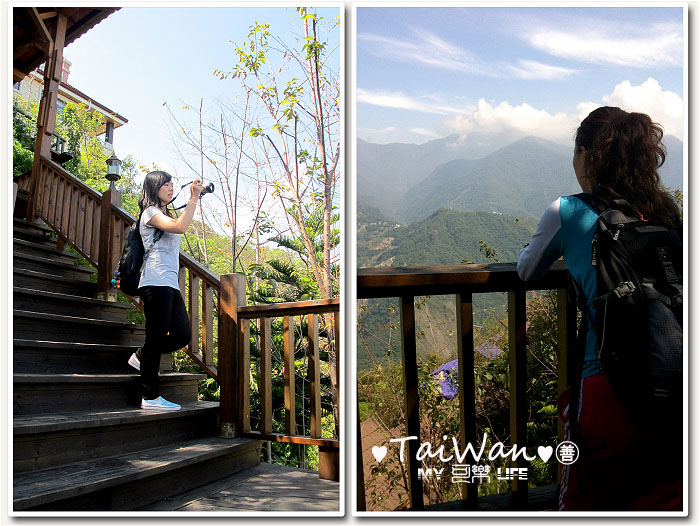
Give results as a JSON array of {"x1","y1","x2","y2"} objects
[{"x1": 12, "y1": 218, "x2": 261, "y2": 511}]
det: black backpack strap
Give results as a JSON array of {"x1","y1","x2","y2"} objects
[
  {"x1": 574, "y1": 189, "x2": 640, "y2": 218},
  {"x1": 572, "y1": 191, "x2": 602, "y2": 212}
]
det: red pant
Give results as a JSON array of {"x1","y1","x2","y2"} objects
[{"x1": 558, "y1": 373, "x2": 682, "y2": 511}]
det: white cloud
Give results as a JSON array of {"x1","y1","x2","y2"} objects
[
  {"x1": 443, "y1": 99, "x2": 576, "y2": 144},
  {"x1": 527, "y1": 24, "x2": 682, "y2": 68},
  {"x1": 442, "y1": 78, "x2": 683, "y2": 143},
  {"x1": 599, "y1": 78, "x2": 683, "y2": 138},
  {"x1": 506, "y1": 60, "x2": 578, "y2": 81},
  {"x1": 357, "y1": 126, "x2": 398, "y2": 135},
  {"x1": 356, "y1": 88, "x2": 466, "y2": 115},
  {"x1": 411, "y1": 127, "x2": 440, "y2": 138},
  {"x1": 358, "y1": 29, "x2": 577, "y2": 81},
  {"x1": 358, "y1": 31, "x2": 488, "y2": 75}
]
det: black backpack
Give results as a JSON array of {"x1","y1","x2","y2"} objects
[
  {"x1": 116, "y1": 212, "x2": 145, "y2": 296},
  {"x1": 115, "y1": 213, "x2": 164, "y2": 296},
  {"x1": 573, "y1": 190, "x2": 683, "y2": 422}
]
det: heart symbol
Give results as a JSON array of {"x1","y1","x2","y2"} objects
[
  {"x1": 372, "y1": 445, "x2": 387, "y2": 463},
  {"x1": 538, "y1": 446, "x2": 553, "y2": 463}
]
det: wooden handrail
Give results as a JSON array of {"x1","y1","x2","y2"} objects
[
  {"x1": 357, "y1": 263, "x2": 576, "y2": 511},
  {"x1": 358, "y1": 261, "x2": 570, "y2": 298},
  {"x1": 238, "y1": 298, "x2": 340, "y2": 318}
]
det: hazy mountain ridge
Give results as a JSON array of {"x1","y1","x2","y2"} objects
[
  {"x1": 357, "y1": 133, "x2": 517, "y2": 218},
  {"x1": 358, "y1": 134, "x2": 683, "y2": 224}
]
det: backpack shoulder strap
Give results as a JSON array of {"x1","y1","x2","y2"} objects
[{"x1": 572, "y1": 190, "x2": 610, "y2": 214}]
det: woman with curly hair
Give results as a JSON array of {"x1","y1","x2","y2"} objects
[{"x1": 517, "y1": 106, "x2": 682, "y2": 511}]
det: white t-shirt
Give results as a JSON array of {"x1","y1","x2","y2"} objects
[{"x1": 138, "y1": 206, "x2": 181, "y2": 290}]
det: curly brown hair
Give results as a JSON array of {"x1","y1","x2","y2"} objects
[{"x1": 575, "y1": 106, "x2": 679, "y2": 226}]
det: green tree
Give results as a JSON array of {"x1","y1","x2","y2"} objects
[
  {"x1": 216, "y1": 8, "x2": 341, "y2": 299},
  {"x1": 54, "y1": 101, "x2": 109, "y2": 184},
  {"x1": 12, "y1": 95, "x2": 38, "y2": 178}
]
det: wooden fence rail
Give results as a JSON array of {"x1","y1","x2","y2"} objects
[{"x1": 357, "y1": 261, "x2": 576, "y2": 511}]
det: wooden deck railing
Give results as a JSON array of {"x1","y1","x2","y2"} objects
[
  {"x1": 356, "y1": 262, "x2": 577, "y2": 511},
  {"x1": 219, "y1": 273, "x2": 341, "y2": 480},
  {"x1": 18, "y1": 156, "x2": 341, "y2": 479}
]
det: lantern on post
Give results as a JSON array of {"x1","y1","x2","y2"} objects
[
  {"x1": 105, "y1": 153, "x2": 122, "y2": 189},
  {"x1": 99, "y1": 152, "x2": 123, "y2": 302}
]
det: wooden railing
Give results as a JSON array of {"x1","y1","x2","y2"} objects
[
  {"x1": 219, "y1": 272, "x2": 341, "y2": 480},
  {"x1": 356, "y1": 262, "x2": 577, "y2": 511},
  {"x1": 19, "y1": 157, "x2": 341, "y2": 479}
]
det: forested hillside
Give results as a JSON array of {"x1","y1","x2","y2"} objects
[{"x1": 357, "y1": 205, "x2": 537, "y2": 371}]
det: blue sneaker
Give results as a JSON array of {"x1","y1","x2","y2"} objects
[{"x1": 141, "y1": 396, "x2": 181, "y2": 411}]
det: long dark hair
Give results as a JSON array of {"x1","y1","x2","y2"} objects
[
  {"x1": 138, "y1": 170, "x2": 173, "y2": 217},
  {"x1": 575, "y1": 106, "x2": 679, "y2": 226}
]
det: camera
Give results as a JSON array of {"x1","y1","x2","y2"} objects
[{"x1": 200, "y1": 182, "x2": 215, "y2": 196}]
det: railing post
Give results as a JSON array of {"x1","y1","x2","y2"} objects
[
  {"x1": 240, "y1": 319, "x2": 251, "y2": 433},
  {"x1": 260, "y1": 317, "x2": 273, "y2": 434},
  {"x1": 356, "y1": 392, "x2": 367, "y2": 511},
  {"x1": 283, "y1": 316, "x2": 296, "y2": 435},
  {"x1": 202, "y1": 284, "x2": 214, "y2": 366},
  {"x1": 308, "y1": 314, "x2": 322, "y2": 438},
  {"x1": 400, "y1": 295, "x2": 423, "y2": 510},
  {"x1": 97, "y1": 185, "x2": 121, "y2": 300},
  {"x1": 219, "y1": 273, "x2": 246, "y2": 437},
  {"x1": 27, "y1": 12, "x2": 67, "y2": 223},
  {"x1": 557, "y1": 287, "x2": 577, "y2": 441},
  {"x1": 508, "y1": 290, "x2": 528, "y2": 509},
  {"x1": 557, "y1": 285, "x2": 577, "y2": 484},
  {"x1": 456, "y1": 293, "x2": 478, "y2": 510},
  {"x1": 334, "y1": 312, "x2": 341, "y2": 438},
  {"x1": 188, "y1": 274, "x2": 201, "y2": 356}
]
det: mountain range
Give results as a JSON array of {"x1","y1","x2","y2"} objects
[{"x1": 358, "y1": 134, "x2": 683, "y2": 224}]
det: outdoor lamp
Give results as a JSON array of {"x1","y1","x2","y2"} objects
[{"x1": 105, "y1": 153, "x2": 122, "y2": 187}]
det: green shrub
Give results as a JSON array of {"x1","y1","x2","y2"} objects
[{"x1": 13, "y1": 138, "x2": 33, "y2": 179}]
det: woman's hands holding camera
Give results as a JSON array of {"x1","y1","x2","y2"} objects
[{"x1": 189, "y1": 179, "x2": 204, "y2": 203}]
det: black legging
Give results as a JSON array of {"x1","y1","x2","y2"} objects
[{"x1": 138, "y1": 285, "x2": 191, "y2": 400}]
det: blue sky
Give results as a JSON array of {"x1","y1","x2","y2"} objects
[
  {"x1": 356, "y1": 6, "x2": 684, "y2": 145},
  {"x1": 62, "y1": 5, "x2": 341, "y2": 184}
]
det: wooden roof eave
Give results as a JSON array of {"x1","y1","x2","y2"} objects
[{"x1": 13, "y1": 7, "x2": 120, "y2": 83}]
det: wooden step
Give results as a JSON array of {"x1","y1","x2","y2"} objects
[
  {"x1": 13, "y1": 310, "x2": 145, "y2": 346},
  {"x1": 14, "y1": 217, "x2": 55, "y2": 235},
  {"x1": 12, "y1": 340, "x2": 170, "y2": 375},
  {"x1": 13, "y1": 436, "x2": 260, "y2": 511},
  {"x1": 12, "y1": 228, "x2": 58, "y2": 247},
  {"x1": 13, "y1": 373, "x2": 204, "y2": 415},
  {"x1": 14, "y1": 287, "x2": 133, "y2": 323},
  {"x1": 13, "y1": 219, "x2": 57, "y2": 246},
  {"x1": 14, "y1": 269, "x2": 97, "y2": 296},
  {"x1": 13, "y1": 237, "x2": 80, "y2": 264},
  {"x1": 13, "y1": 251, "x2": 95, "y2": 281},
  {"x1": 14, "y1": 402, "x2": 220, "y2": 473}
]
